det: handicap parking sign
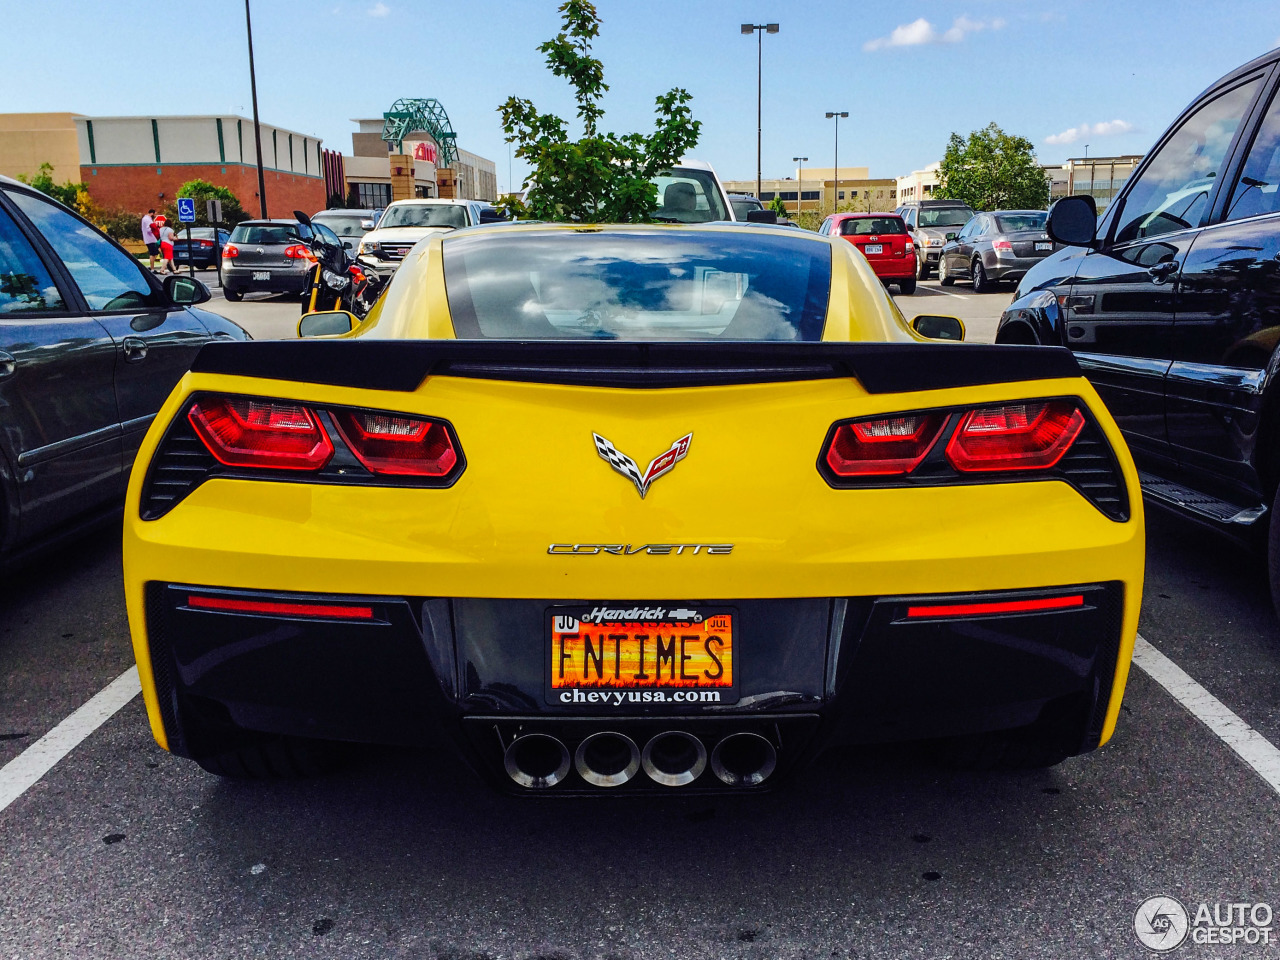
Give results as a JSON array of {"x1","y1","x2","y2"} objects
[{"x1": 177, "y1": 198, "x2": 196, "y2": 223}]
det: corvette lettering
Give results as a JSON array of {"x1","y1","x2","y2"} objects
[
  {"x1": 547, "y1": 543, "x2": 733, "y2": 555},
  {"x1": 593, "y1": 432, "x2": 692, "y2": 498}
]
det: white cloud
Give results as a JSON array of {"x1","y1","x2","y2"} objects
[
  {"x1": 863, "y1": 16, "x2": 1005, "y2": 52},
  {"x1": 368, "y1": 2, "x2": 389, "y2": 16},
  {"x1": 1044, "y1": 119, "x2": 1135, "y2": 146}
]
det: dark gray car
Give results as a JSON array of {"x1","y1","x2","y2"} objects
[
  {"x1": 221, "y1": 219, "x2": 318, "y2": 302},
  {"x1": 938, "y1": 210, "x2": 1056, "y2": 292},
  {"x1": 895, "y1": 200, "x2": 976, "y2": 279}
]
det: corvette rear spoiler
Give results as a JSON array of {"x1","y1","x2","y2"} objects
[{"x1": 190, "y1": 340, "x2": 1080, "y2": 394}]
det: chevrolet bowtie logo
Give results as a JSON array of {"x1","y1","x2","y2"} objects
[{"x1": 593, "y1": 432, "x2": 692, "y2": 498}]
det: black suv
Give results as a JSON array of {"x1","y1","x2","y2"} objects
[
  {"x1": 896, "y1": 199, "x2": 976, "y2": 279},
  {"x1": 996, "y1": 47, "x2": 1280, "y2": 609}
]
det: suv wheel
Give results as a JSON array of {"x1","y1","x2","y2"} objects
[
  {"x1": 971, "y1": 257, "x2": 991, "y2": 293},
  {"x1": 915, "y1": 252, "x2": 930, "y2": 280}
]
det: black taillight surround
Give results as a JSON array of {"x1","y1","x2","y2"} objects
[
  {"x1": 817, "y1": 397, "x2": 1130, "y2": 522},
  {"x1": 139, "y1": 393, "x2": 465, "y2": 520}
]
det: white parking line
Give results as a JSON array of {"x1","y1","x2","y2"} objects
[
  {"x1": 920, "y1": 285, "x2": 969, "y2": 300},
  {"x1": 0, "y1": 666, "x2": 140, "y2": 815},
  {"x1": 1132, "y1": 633, "x2": 1280, "y2": 797}
]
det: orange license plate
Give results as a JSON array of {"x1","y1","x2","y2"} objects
[{"x1": 547, "y1": 605, "x2": 736, "y2": 706}]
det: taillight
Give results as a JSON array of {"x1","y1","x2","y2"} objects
[
  {"x1": 331, "y1": 410, "x2": 459, "y2": 477},
  {"x1": 824, "y1": 413, "x2": 947, "y2": 476},
  {"x1": 992, "y1": 238, "x2": 1013, "y2": 256},
  {"x1": 188, "y1": 397, "x2": 333, "y2": 470},
  {"x1": 198, "y1": 239, "x2": 214, "y2": 248},
  {"x1": 905, "y1": 241, "x2": 914, "y2": 253},
  {"x1": 284, "y1": 243, "x2": 315, "y2": 260},
  {"x1": 348, "y1": 265, "x2": 367, "y2": 284},
  {"x1": 945, "y1": 401, "x2": 1084, "y2": 472},
  {"x1": 222, "y1": 243, "x2": 239, "y2": 259},
  {"x1": 187, "y1": 594, "x2": 374, "y2": 620}
]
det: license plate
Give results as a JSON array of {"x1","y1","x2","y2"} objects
[
  {"x1": 863, "y1": 244, "x2": 883, "y2": 255},
  {"x1": 548, "y1": 605, "x2": 735, "y2": 706},
  {"x1": 176, "y1": 252, "x2": 188, "y2": 259},
  {"x1": 1035, "y1": 242, "x2": 1052, "y2": 251},
  {"x1": 252, "y1": 271, "x2": 271, "y2": 281}
]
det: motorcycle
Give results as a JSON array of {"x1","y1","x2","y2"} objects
[{"x1": 294, "y1": 210, "x2": 388, "y2": 319}]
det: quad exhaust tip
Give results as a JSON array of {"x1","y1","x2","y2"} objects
[
  {"x1": 575, "y1": 731, "x2": 641, "y2": 787},
  {"x1": 711, "y1": 732, "x2": 777, "y2": 787},
  {"x1": 504, "y1": 733, "x2": 571, "y2": 789},
  {"x1": 641, "y1": 731, "x2": 708, "y2": 786}
]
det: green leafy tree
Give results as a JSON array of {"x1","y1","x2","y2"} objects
[
  {"x1": 936, "y1": 123, "x2": 1049, "y2": 211},
  {"x1": 769, "y1": 195, "x2": 787, "y2": 217},
  {"x1": 164, "y1": 179, "x2": 250, "y2": 228},
  {"x1": 18, "y1": 162, "x2": 88, "y2": 210},
  {"x1": 498, "y1": 0, "x2": 702, "y2": 222}
]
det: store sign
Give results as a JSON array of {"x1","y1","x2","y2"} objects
[{"x1": 410, "y1": 141, "x2": 438, "y2": 164}]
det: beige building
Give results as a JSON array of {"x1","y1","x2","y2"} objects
[
  {"x1": 343, "y1": 119, "x2": 496, "y2": 208},
  {"x1": 723, "y1": 165, "x2": 891, "y2": 215},
  {"x1": 1062, "y1": 155, "x2": 1143, "y2": 212},
  {"x1": 895, "y1": 162, "x2": 941, "y2": 204},
  {"x1": 0, "y1": 113, "x2": 81, "y2": 182}
]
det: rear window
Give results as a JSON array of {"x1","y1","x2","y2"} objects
[
  {"x1": 443, "y1": 229, "x2": 831, "y2": 341},
  {"x1": 917, "y1": 206, "x2": 974, "y2": 228},
  {"x1": 994, "y1": 213, "x2": 1048, "y2": 233},
  {"x1": 379, "y1": 204, "x2": 468, "y2": 229},
  {"x1": 229, "y1": 224, "x2": 306, "y2": 244},
  {"x1": 840, "y1": 217, "x2": 906, "y2": 236}
]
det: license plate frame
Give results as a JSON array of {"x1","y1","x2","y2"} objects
[
  {"x1": 252, "y1": 270, "x2": 271, "y2": 281},
  {"x1": 1035, "y1": 242, "x2": 1053, "y2": 252},
  {"x1": 863, "y1": 243, "x2": 884, "y2": 255},
  {"x1": 545, "y1": 604, "x2": 737, "y2": 707}
]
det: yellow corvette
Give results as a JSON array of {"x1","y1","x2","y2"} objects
[{"x1": 123, "y1": 223, "x2": 1143, "y2": 792}]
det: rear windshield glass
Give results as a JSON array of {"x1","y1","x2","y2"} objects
[
  {"x1": 995, "y1": 213, "x2": 1048, "y2": 233},
  {"x1": 651, "y1": 171, "x2": 729, "y2": 223},
  {"x1": 379, "y1": 204, "x2": 468, "y2": 229},
  {"x1": 229, "y1": 224, "x2": 306, "y2": 244},
  {"x1": 443, "y1": 229, "x2": 831, "y2": 341},
  {"x1": 917, "y1": 206, "x2": 974, "y2": 228},
  {"x1": 312, "y1": 213, "x2": 375, "y2": 237},
  {"x1": 730, "y1": 198, "x2": 761, "y2": 220},
  {"x1": 840, "y1": 217, "x2": 906, "y2": 236}
]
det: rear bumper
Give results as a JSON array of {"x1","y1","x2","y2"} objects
[
  {"x1": 867, "y1": 258, "x2": 916, "y2": 280},
  {"x1": 142, "y1": 581, "x2": 1127, "y2": 792},
  {"x1": 986, "y1": 254, "x2": 1049, "y2": 281},
  {"x1": 221, "y1": 263, "x2": 311, "y2": 294}
]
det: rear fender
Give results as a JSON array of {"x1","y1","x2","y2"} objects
[{"x1": 997, "y1": 288, "x2": 1062, "y2": 346}]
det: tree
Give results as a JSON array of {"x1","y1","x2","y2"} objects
[
  {"x1": 936, "y1": 123, "x2": 1049, "y2": 211},
  {"x1": 17, "y1": 162, "x2": 88, "y2": 211},
  {"x1": 769, "y1": 195, "x2": 787, "y2": 217},
  {"x1": 163, "y1": 179, "x2": 250, "y2": 228},
  {"x1": 498, "y1": 0, "x2": 702, "y2": 222}
]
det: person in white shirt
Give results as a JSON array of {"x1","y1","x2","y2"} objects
[
  {"x1": 140, "y1": 209, "x2": 159, "y2": 270},
  {"x1": 158, "y1": 218, "x2": 178, "y2": 275}
]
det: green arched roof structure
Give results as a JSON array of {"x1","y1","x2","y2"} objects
[{"x1": 381, "y1": 99, "x2": 459, "y2": 168}]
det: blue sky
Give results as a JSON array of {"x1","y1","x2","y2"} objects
[{"x1": 7, "y1": 1, "x2": 1280, "y2": 191}]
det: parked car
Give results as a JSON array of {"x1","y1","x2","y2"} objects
[
  {"x1": 817, "y1": 212, "x2": 916, "y2": 293},
  {"x1": 938, "y1": 210, "x2": 1055, "y2": 292},
  {"x1": 310, "y1": 209, "x2": 381, "y2": 255},
  {"x1": 995, "y1": 46, "x2": 1280, "y2": 612},
  {"x1": 896, "y1": 199, "x2": 977, "y2": 279},
  {"x1": 357, "y1": 199, "x2": 491, "y2": 268},
  {"x1": 221, "y1": 219, "x2": 342, "y2": 301},
  {"x1": 728, "y1": 193, "x2": 764, "y2": 220},
  {"x1": 171, "y1": 227, "x2": 231, "y2": 270},
  {"x1": 0, "y1": 175, "x2": 248, "y2": 566}
]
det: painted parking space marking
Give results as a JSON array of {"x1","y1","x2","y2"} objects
[
  {"x1": 918, "y1": 285, "x2": 969, "y2": 300},
  {"x1": 1133, "y1": 633, "x2": 1280, "y2": 797},
  {"x1": 0, "y1": 666, "x2": 140, "y2": 815}
]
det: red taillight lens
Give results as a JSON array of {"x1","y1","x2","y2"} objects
[
  {"x1": 198, "y1": 239, "x2": 214, "y2": 248},
  {"x1": 824, "y1": 413, "x2": 947, "y2": 477},
  {"x1": 332, "y1": 410, "x2": 458, "y2": 477},
  {"x1": 284, "y1": 243, "x2": 315, "y2": 260},
  {"x1": 907, "y1": 594, "x2": 1084, "y2": 619},
  {"x1": 188, "y1": 397, "x2": 334, "y2": 470},
  {"x1": 187, "y1": 595, "x2": 373, "y2": 619},
  {"x1": 992, "y1": 238, "x2": 1013, "y2": 255},
  {"x1": 222, "y1": 243, "x2": 239, "y2": 258},
  {"x1": 349, "y1": 265, "x2": 367, "y2": 284},
  {"x1": 946, "y1": 401, "x2": 1084, "y2": 472}
]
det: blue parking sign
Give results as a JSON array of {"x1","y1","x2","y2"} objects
[{"x1": 177, "y1": 198, "x2": 196, "y2": 223}]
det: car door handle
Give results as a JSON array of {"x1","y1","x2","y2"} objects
[
  {"x1": 122, "y1": 337, "x2": 148, "y2": 363},
  {"x1": 0, "y1": 351, "x2": 15, "y2": 379},
  {"x1": 1147, "y1": 260, "x2": 1179, "y2": 282}
]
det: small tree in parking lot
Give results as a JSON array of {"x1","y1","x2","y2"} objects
[
  {"x1": 936, "y1": 123, "x2": 1049, "y2": 211},
  {"x1": 497, "y1": 0, "x2": 702, "y2": 222},
  {"x1": 164, "y1": 179, "x2": 250, "y2": 228}
]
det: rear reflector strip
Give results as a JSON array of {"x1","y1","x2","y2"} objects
[
  {"x1": 906, "y1": 594, "x2": 1085, "y2": 619},
  {"x1": 186, "y1": 595, "x2": 374, "y2": 619}
]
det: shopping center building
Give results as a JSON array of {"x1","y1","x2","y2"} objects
[{"x1": 335, "y1": 118, "x2": 497, "y2": 209}]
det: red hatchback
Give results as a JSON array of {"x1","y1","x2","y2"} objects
[{"x1": 819, "y1": 213, "x2": 916, "y2": 294}]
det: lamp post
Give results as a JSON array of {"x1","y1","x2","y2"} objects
[
  {"x1": 244, "y1": 0, "x2": 268, "y2": 218},
  {"x1": 742, "y1": 22, "x2": 779, "y2": 201},
  {"x1": 793, "y1": 156, "x2": 807, "y2": 215},
  {"x1": 825, "y1": 112, "x2": 848, "y2": 214}
]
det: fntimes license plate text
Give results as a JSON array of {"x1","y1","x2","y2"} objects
[{"x1": 547, "y1": 605, "x2": 736, "y2": 706}]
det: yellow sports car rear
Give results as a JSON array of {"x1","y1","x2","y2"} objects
[{"x1": 123, "y1": 224, "x2": 1143, "y2": 791}]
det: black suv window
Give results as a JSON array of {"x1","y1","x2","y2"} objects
[
  {"x1": 1114, "y1": 78, "x2": 1261, "y2": 244},
  {"x1": 1226, "y1": 85, "x2": 1280, "y2": 221},
  {"x1": 0, "y1": 202, "x2": 66, "y2": 314},
  {"x1": 9, "y1": 189, "x2": 163, "y2": 312}
]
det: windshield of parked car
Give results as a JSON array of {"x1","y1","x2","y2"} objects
[
  {"x1": 841, "y1": 217, "x2": 907, "y2": 235},
  {"x1": 650, "y1": 171, "x2": 729, "y2": 223},
  {"x1": 229, "y1": 224, "x2": 307, "y2": 244},
  {"x1": 917, "y1": 207, "x2": 974, "y2": 228},
  {"x1": 995, "y1": 213, "x2": 1048, "y2": 233},
  {"x1": 379, "y1": 204, "x2": 468, "y2": 229},
  {"x1": 312, "y1": 213, "x2": 374, "y2": 237},
  {"x1": 443, "y1": 229, "x2": 831, "y2": 341},
  {"x1": 730, "y1": 198, "x2": 762, "y2": 219}
]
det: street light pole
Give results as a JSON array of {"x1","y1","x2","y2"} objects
[
  {"x1": 245, "y1": 0, "x2": 268, "y2": 218},
  {"x1": 742, "y1": 23, "x2": 779, "y2": 201},
  {"x1": 793, "y1": 156, "x2": 807, "y2": 215},
  {"x1": 825, "y1": 111, "x2": 848, "y2": 214}
]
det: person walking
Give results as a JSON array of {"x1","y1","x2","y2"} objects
[
  {"x1": 157, "y1": 217, "x2": 178, "y2": 275},
  {"x1": 141, "y1": 208, "x2": 160, "y2": 271}
]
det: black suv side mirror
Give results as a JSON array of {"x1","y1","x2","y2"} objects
[{"x1": 1047, "y1": 195, "x2": 1098, "y2": 247}]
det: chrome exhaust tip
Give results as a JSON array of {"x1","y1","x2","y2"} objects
[
  {"x1": 574, "y1": 731, "x2": 641, "y2": 787},
  {"x1": 504, "y1": 733, "x2": 571, "y2": 789},
  {"x1": 711, "y1": 732, "x2": 777, "y2": 787},
  {"x1": 641, "y1": 731, "x2": 707, "y2": 786}
]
